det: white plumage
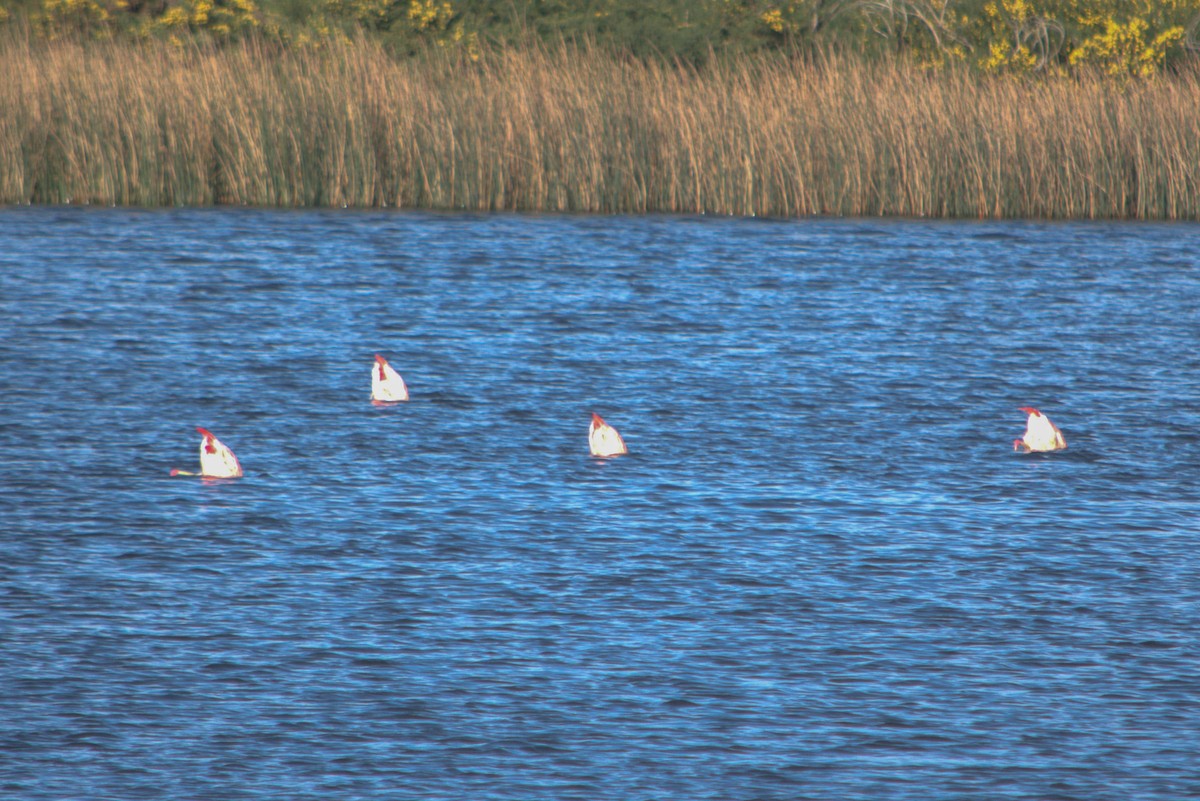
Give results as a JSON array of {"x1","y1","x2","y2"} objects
[
  {"x1": 588, "y1": 413, "x2": 628, "y2": 457},
  {"x1": 195, "y1": 427, "x2": 243, "y2": 478},
  {"x1": 1013, "y1": 407, "x2": 1066, "y2": 453},
  {"x1": 371, "y1": 353, "x2": 409, "y2": 403}
]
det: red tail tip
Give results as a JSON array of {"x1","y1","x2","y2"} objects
[
  {"x1": 196, "y1": 426, "x2": 212, "y2": 437},
  {"x1": 374, "y1": 354, "x2": 387, "y2": 366},
  {"x1": 1017, "y1": 406, "x2": 1040, "y2": 416},
  {"x1": 170, "y1": 468, "x2": 181, "y2": 476},
  {"x1": 591, "y1": 413, "x2": 605, "y2": 427}
]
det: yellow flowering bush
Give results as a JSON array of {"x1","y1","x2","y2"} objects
[
  {"x1": 1070, "y1": 18, "x2": 1181, "y2": 76},
  {"x1": 1064, "y1": 0, "x2": 1197, "y2": 75},
  {"x1": 16, "y1": 0, "x2": 1200, "y2": 76},
  {"x1": 37, "y1": 0, "x2": 258, "y2": 40},
  {"x1": 973, "y1": 0, "x2": 1064, "y2": 72},
  {"x1": 143, "y1": 0, "x2": 259, "y2": 39},
  {"x1": 310, "y1": 0, "x2": 475, "y2": 55},
  {"x1": 973, "y1": 0, "x2": 1200, "y2": 75},
  {"x1": 713, "y1": 0, "x2": 811, "y2": 47},
  {"x1": 317, "y1": 0, "x2": 442, "y2": 32},
  {"x1": 407, "y1": 0, "x2": 451, "y2": 30},
  {"x1": 39, "y1": 0, "x2": 115, "y2": 37},
  {"x1": 760, "y1": 8, "x2": 785, "y2": 33}
]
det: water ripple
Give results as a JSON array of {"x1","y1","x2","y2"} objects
[{"x1": 1, "y1": 210, "x2": 1199, "y2": 800}]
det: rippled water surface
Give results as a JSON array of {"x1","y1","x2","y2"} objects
[{"x1": 2, "y1": 208, "x2": 1199, "y2": 800}]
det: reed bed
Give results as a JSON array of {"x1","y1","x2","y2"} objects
[{"x1": 1, "y1": 34, "x2": 1198, "y2": 218}]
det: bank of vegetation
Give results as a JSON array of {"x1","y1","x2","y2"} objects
[{"x1": 2, "y1": 1, "x2": 1199, "y2": 218}]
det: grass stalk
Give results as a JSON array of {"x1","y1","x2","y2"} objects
[{"x1": 1, "y1": 34, "x2": 1198, "y2": 218}]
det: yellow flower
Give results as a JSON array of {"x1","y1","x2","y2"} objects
[
  {"x1": 160, "y1": 6, "x2": 188, "y2": 28},
  {"x1": 191, "y1": 0, "x2": 212, "y2": 25}
]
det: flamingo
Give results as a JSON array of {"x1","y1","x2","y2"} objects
[
  {"x1": 589, "y1": 412, "x2": 628, "y2": 457},
  {"x1": 170, "y1": 427, "x2": 244, "y2": 478},
  {"x1": 1013, "y1": 406, "x2": 1067, "y2": 453},
  {"x1": 371, "y1": 353, "x2": 409, "y2": 403}
]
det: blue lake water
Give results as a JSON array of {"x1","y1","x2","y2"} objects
[{"x1": 1, "y1": 207, "x2": 1199, "y2": 800}]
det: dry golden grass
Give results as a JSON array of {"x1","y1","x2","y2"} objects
[{"x1": 2, "y1": 33, "x2": 1198, "y2": 218}]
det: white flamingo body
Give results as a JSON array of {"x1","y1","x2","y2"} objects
[
  {"x1": 371, "y1": 354, "x2": 409, "y2": 403},
  {"x1": 1014, "y1": 407, "x2": 1066, "y2": 453},
  {"x1": 171, "y1": 427, "x2": 243, "y2": 478},
  {"x1": 589, "y1": 413, "x2": 628, "y2": 457}
]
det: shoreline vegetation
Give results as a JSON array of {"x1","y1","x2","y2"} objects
[{"x1": 2, "y1": 8, "x2": 1200, "y2": 217}]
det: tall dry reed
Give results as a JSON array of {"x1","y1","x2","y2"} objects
[{"x1": 1, "y1": 34, "x2": 1198, "y2": 218}]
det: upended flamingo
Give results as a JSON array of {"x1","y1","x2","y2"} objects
[
  {"x1": 171, "y1": 427, "x2": 244, "y2": 478},
  {"x1": 588, "y1": 412, "x2": 628, "y2": 457},
  {"x1": 371, "y1": 353, "x2": 409, "y2": 404},
  {"x1": 1013, "y1": 406, "x2": 1067, "y2": 453}
]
